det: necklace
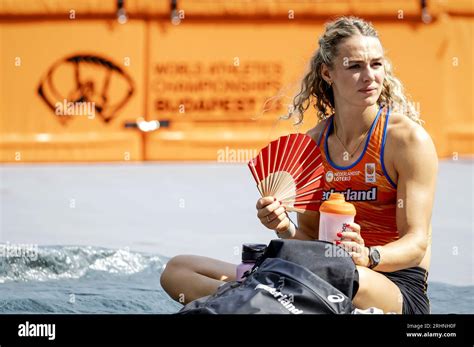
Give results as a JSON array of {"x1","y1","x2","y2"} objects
[{"x1": 333, "y1": 117, "x2": 372, "y2": 158}]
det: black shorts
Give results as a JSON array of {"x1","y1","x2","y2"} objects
[{"x1": 380, "y1": 266, "x2": 430, "y2": 314}]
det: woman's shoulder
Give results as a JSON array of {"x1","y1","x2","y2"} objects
[
  {"x1": 306, "y1": 118, "x2": 330, "y2": 144},
  {"x1": 387, "y1": 112, "x2": 432, "y2": 147},
  {"x1": 386, "y1": 112, "x2": 438, "y2": 171}
]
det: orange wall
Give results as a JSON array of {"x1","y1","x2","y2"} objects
[
  {"x1": 0, "y1": 1, "x2": 472, "y2": 162},
  {"x1": 0, "y1": 20, "x2": 145, "y2": 161}
]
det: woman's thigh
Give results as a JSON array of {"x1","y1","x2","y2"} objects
[
  {"x1": 353, "y1": 265, "x2": 403, "y2": 314},
  {"x1": 177, "y1": 254, "x2": 237, "y2": 282},
  {"x1": 161, "y1": 255, "x2": 237, "y2": 304}
]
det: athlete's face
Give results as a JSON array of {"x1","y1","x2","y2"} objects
[{"x1": 323, "y1": 35, "x2": 385, "y2": 108}]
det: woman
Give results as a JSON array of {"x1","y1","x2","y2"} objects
[{"x1": 160, "y1": 16, "x2": 438, "y2": 314}]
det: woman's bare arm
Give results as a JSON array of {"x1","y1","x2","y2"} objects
[
  {"x1": 373, "y1": 125, "x2": 438, "y2": 272},
  {"x1": 294, "y1": 211, "x2": 320, "y2": 240}
]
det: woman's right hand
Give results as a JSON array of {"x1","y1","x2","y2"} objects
[{"x1": 256, "y1": 196, "x2": 290, "y2": 233}]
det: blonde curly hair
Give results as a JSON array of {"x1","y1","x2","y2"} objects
[{"x1": 286, "y1": 16, "x2": 423, "y2": 126}]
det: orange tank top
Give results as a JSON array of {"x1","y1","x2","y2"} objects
[{"x1": 317, "y1": 105, "x2": 398, "y2": 247}]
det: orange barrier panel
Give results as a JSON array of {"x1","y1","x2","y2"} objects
[
  {"x1": 0, "y1": 20, "x2": 145, "y2": 161},
  {"x1": 0, "y1": 0, "x2": 472, "y2": 162},
  {"x1": 4, "y1": 0, "x2": 472, "y2": 17}
]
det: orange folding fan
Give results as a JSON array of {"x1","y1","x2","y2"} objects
[{"x1": 248, "y1": 133, "x2": 325, "y2": 214}]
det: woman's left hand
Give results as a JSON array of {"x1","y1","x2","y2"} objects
[{"x1": 335, "y1": 222, "x2": 370, "y2": 267}]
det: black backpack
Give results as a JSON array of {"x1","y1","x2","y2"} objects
[{"x1": 177, "y1": 239, "x2": 359, "y2": 314}]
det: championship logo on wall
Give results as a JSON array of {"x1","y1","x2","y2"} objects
[{"x1": 38, "y1": 54, "x2": 134, "y2": 125}]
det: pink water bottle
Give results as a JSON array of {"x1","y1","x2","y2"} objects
[
  {"x1": 236, "y1": 243, "x2": 267, "y2": 281},
  {"x1": 319, "y1": 193, "x2": 356, "y2": 242}
]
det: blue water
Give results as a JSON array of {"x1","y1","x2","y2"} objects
[
  {"x1": 0, "y1": 246, "x2": 472, "y2": 314},
  {"x1": 0, "y1": 246, "x2": 181, "y2": 314}
]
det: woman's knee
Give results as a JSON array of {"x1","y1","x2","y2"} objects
[
  {"x1": 160, "y1": 254, "x2": 235, "y2": 303},
  {"x1": 160, "y1": 255, "x2": 194, "y2": 289},
  {"x1": 165, "y1": 255, "x2": 196, "y2": 271},
  {"x1": 353, "y1": 265, "x2": 403, "y2": 314}
]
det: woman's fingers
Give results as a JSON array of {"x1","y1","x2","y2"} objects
[
  {"x1": 257, "y1": 200, "x2": 281, "y2": 219},
  {"x1": 336, "y1": 240, "x2": 363, "y2": 254},
  {"x1": 344, "y1": 222, "x2": 361, "y2": 234},
  {"x1": 256, "y1": 196, "x2": 275, "y2": 210},
  {"x1": 267, "y1": 214, "x2": 290, "y2": 232},
  {"x1": 337, "y1": 223, "x2": 365, "y2": 265},
  {"x1": 255, "y1": 196, "x2": 289, "y2": 232},
  {"x1": 340, "y1": 231, "x2": 363, "y2": 244},
  {"x1": 261, "y1": 206, "x2": 285, "y2": 224}
]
